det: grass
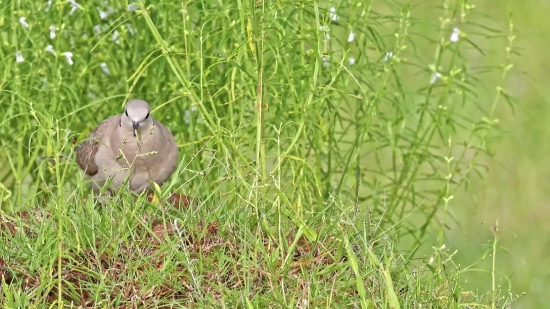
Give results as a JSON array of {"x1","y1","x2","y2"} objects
[
  {"x1": 0, "y1": 0, "x2": 524, "y2": 307},
  {"x1": 0, "y1": 191, "x2": 487, "y2": 308}
]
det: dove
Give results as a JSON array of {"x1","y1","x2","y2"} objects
[{"x1": 74, "y1": 99, "x2": 179, "y2": 196}]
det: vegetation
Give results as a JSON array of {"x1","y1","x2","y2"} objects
[{"x1": 0, "y1": 0, "x2": 530, "y2": 307}]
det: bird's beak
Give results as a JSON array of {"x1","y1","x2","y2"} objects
[{"x1": 132, "y1": 121, "x2": 140, "y2": 136}]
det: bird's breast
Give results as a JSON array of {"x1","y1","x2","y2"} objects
[{"x1": 116, "y1": 134, "x2": 166, "y2": 167}]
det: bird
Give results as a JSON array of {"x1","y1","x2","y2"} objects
[{"x1": 74, "y1": 99, "x2": 179, "y2": 197}]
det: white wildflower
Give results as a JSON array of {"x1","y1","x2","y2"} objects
[
  {"x1": 49, "y1": 26, "x2": 56, "y2": 39},
  {"x1": 430, "y1": 72, "x2": 442, "y2": 84},
  {"x1": 64, "y1": 52, "x2": 74, "y2": 65},
  {"x1": 45, "y1": 0, "x2": 53, "y2": 12},
  {"x1": 348, "y1": 57, "x2": 355, "y2": 66},
  {"x1": 19, "y1": 17, "x2": 29, "y2": 28},
  {"x1": 100, "y1": 62, "x2": 111, "y2": 75},
  {"x1": 98, "y1": 10, "x2": 109, "y2": 20},
  {"x1": 127, "y1": 2, "x2": 140, "y2": 11},
  {"x1": 450, "y1": 27, "x2": 460, "y2": 42},
  {"x1": 45, "y1": 45, "x2": 56, "y2": 54},
  {"x1": 111, "y1": 30, "x2": 120, "y2": 44},
  {"x1": 348, "y1": 30, "x2": 355, "y2": 42},
  {"x1": 322, "y1": 55, "x2": 330, "y2": 67},
  {"x1": 319, "y1": 25, "x2": 330, "y2": 40},
  {"x1": 41, "y1": 77, "x2": 47, "y2": 89},
  {"x1": 329, "y1": 7, "x2": 339, "y2": 21},
  {"x1": 15, "y1": 51, "x2": 24, "y2": 63},
  {"x1": 184, "y1": 110, "x2": 191, "y2": 124},
  {"x1": 68, "y1": 0, "x2": 81, "y2": 15},
  {"x1": 126, "y1": 24, "x2": 135, "y2": 36},
  {"x1": 98, "y1": 6, "x2": 115, "y2": 20},
  {"x1": 382, "y1": 51, "x2": 393, "y2": 62}
]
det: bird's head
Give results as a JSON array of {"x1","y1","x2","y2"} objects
[{"x1": 121, "y1": 99, "x2": 154, "y2": 137}]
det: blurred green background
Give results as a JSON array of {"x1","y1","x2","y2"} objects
[
  {"x1": 324, "y1": 0, "x2": 548, "y2": 306},
  {"x1": 439, "y1": 0, "x2": 550, "y2": 307}
]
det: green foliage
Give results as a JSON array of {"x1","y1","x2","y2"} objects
[{"x1": 0, "y1": 0, "x2": 518, "y2": 307}]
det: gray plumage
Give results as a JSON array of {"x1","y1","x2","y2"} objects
[{"x1": 75, "y1": 99, "x2": 178, "y2": 195}]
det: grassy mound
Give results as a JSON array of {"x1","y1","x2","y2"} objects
[{"x1": 2, "y1": 193, "x2": 491, "y2": 308}]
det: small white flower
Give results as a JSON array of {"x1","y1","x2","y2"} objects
[
  {"x1": 98, "y1": 6, "x2": 115, "y2": 20},
  {"x1": 382, "y1": 51, "x2": 393, "y2": 62},
  {"x1": 450, "y1": 27, "x2": 460, "y2": 43},
  {"x1": 19, "y1": 17, "x2": 29, "y2": 28},
  {"x1": 15, "y1": 51, "x2": 24, "y2": 63},
  {"x1": 329, "y1": 7, "x2": 339, "y2": 21},
  {"x1": 49, "y1": 26, "x2": 56, "y2": 39},
  {"x1": 319, "y1": 25, "x2": 330, "y2": 40},
  {"x1": 348, "y1": 30, "x2": 355, "y2": 42},
  {"x1": 127, "y1": 2, "x2": 140, "y2": 11},
  {"x1": 41, "y1": 77, "x2": 47, "y2": 89},
  {"x1": 98, "y1": 9, "x2": 109, "y2": 20},
  {"x1": 87, "y1": 91, "x2": 97, "y2": 99},
  {"x1": 430, "y1": 72, "x2": 442, "y2": 84},
  {"x1": 322, "y1": 55, "x2": 330, "y2": 67},
  {"x1": 348, "y1": 57, "x2": 355, "y2": 66},
  {"x1": 68, "y1": 0, "x2": 81, "y2": 15},
  {"x1": 93, "y1": 24, "x2": 101, "y2": 34},
  {"x1": 184, "y1": 110, "x2": 191, "y2": 124},
  {"x1": 45, "y1": 45, "x2": 56, "y2": 54},
  {"x1": 111, "y1": 30, "x2": 120, "y2": 44},
  {"x1": 45, "y1": 0, "x2": 53, "y2": 12},
  {"x1": 100, "y1": 62, "x2": 111, "y2": 75},
  {"x1": 64, "y1": 52, "x2": 74, "y2": 65},
  {"x1": 126, "y1": 24, "x2": 135, "y2": 36}
]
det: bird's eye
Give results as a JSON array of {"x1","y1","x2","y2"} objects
[
  {"x1": 125, "y1": 110, "x2": 129, "y2": 117},
  {"x1": 145, "y1": 112, "x2": 150, "y2": 119}
]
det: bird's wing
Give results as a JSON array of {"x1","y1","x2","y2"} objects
[{"x1": 75, "y1": 115, "x2": 120, "y2": 176}]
